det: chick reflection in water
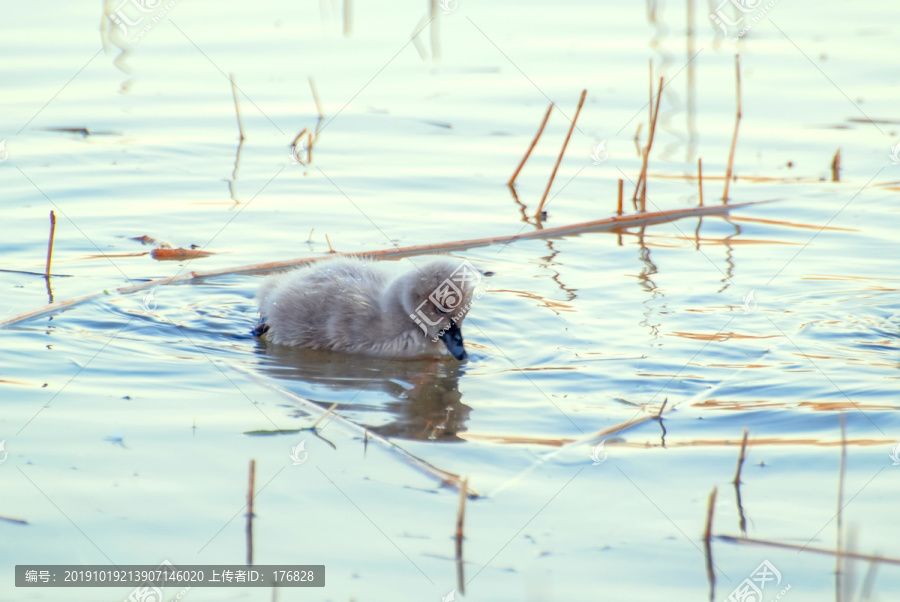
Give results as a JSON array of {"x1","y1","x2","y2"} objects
[
  {"x1": 256, "y1": 346, "x2": 472, "y2": 441},
  {"x1": 254, "y1": 257, "x2": 477, "y2": 360}
]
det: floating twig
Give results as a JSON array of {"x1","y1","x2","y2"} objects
[
  {"x1": 230, "y1": 73, "x2": 245, "y2": 142},
  {"x1": 246, "y1": 459, "x2": 256, "y2": 565},
  {"x1": 0, "y1": 199, "x2": 777, "y2": 328},
  {"x1": 722, "y1": 54, "x2": 742, "y2": 202},
  {"x1": 45, "y1": 210, "x2": 56, "y2": 279},
  {"x1": 308, "y1": 77, "x2": 324, "y2": 120},
  {"x1": 715, "y1": 535, "x2": 900, "y2": 567},
  {"x1": 325, "y1": 234, "x2": 336, "y2": 254},
  {"x1": 535, "y1": 90, "x2": 587, "y2": 218},
  {"x1": 831, "y1": 148, "x2": 841, "y2": 182},
  {"x1": 508, "y1": 102, "x2": 553, "y2": 186}
]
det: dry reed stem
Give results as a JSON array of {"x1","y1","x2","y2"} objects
[
  {"x1": 308, "y1": 132, "x2": 313, "y2": 163},
  {"x1": 311, "y1": 402, "x2": 339, "y2": 430},
  {"x1": 429, "y1": 0, "x2": 439, "y2": 60},
  {"x1": 45, "y1": 211, "x2": 56, "y2": 279},
  {"x1": 732, "y1": 427, "x2": 748, "y2": 484},
  {"x1": 230, "y1": 73, "x2": 245, "y2": 141},
  {"x1": 291, "y1": 128, "x2": 308, "y2": 150},
  {"x1": 325, "y1": 233, "x2": 335, "y2": 253},
  {"x1": 0, "y1": 199, "x2": 774, "y2": 328},
  {"x1": 456, "y1": 477, "x2": 468, "y2": 555},
  {"x1": 634, "y1": 76, "x2": 663, "y2": 211},
  {"x1": 246, "y1": 459, "x2": 256, "y2": 565},
  {"x1": 704, "y1": 487, "x2": 717, "y2": 591},
  {"x1": 617, "y1": 179, "x2": 624, "y2": 216},
  {"x1": 716, "y1": 535, "x2": 900, "y2": 567},
  {"x1": 832, "y1": 148, "x2": 841, "y2": 182},
  {"x1": 722, "y1": 54, "x2": 742, "y2": 202},
  {"x1": 698, "y1": 158, "x2": 704, "y2": 206},
  {"x1": 456, "y1": 476, "x2": 468, "y2": 595},
  {"x1": 308, "y1": 77, "x2": 324, "y2": 120},
  {"x1": 342, "y1": 0, "x2": 351, "y2": 36},
  {"x1": 535, "y1": 90, "x2": 587, "y2": 218},
  {"x1": 508, "y1": 102, "x2": 554, "y2": 186}
]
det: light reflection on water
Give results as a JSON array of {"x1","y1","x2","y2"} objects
[{"x1": 1, "y1": 0, "x2": 899, "y2": 599}]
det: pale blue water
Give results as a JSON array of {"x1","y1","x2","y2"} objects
[{"x1": 1, "y1": 0, "x2": 899, "y2": 600}]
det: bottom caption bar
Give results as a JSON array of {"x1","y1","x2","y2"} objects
[{"x1": 16, "y1": 565, "x2": 324, "y2": 587}]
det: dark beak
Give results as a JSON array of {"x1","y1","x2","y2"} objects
[{"x1": 439, "y1": 321, "x2": 467, "y2": 361}]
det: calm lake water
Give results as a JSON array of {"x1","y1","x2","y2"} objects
[{"x1": 2, "y1": 0, "x2": 899, "y2": 600}]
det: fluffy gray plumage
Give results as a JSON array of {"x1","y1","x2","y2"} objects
[{"x1": 255, "y1": 257, "x2": 477, "y2": 360}]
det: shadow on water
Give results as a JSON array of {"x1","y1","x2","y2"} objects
[{"x1": 253, "y1": 342, "x2": 473, "y2": 442}]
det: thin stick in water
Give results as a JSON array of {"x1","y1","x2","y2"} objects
[
  {"x1": 45, "y1": 210, "x2": 56, "y2": 279},
  {"x1": 698, "y1": 157, "x2": 705, "y2": 206},
  {"x1": 836, "y1": 413, "x2": 847, "y2": 597},
  {"x1": 308, "y1": 77, "x2": 324, "y2": 120},
  {"x1": 634, "y1": 76, "x2": 664, "y2": 211},
  {"x1": 535, "y1": 90, "x2": 587, "y2": 218},
  {"x1": 732, "y1": 427, "x2": 748, "y2": 485},
  {"x1": 831, "y1": 148, "x2": 841, "y2": 182},
  {"x1": 291, "y1": 128, "x2": 308, "y2": 151},
  {"x1": 617, "y1": 179, "x2": 624, "y2": 216},
  {"x1": 325, "y1": 234, "x2": 336, "y2": 254},
  {"x1": 308, "y1": 132, "x2": 313, "y2": 163},
  {"x1": 246, "y1": 459, "x2": 256, "y2": 565},
  {"x1": 455, "y1": 476, "x2": 468, "y2": 595},
  {"x1": 509, "y1": 102, "x2": 553, "y2": 186},
  {"x1": 722, "y1": 54, "x2": 742, "y2": 202},
  {"x1": 230, "y1": 73, "x2": 245, "y2": 142},
  {"x1": 704, "y1": 487, "x2": 718, "y2": 599},
  {"x1": 342, "y1": 0, "x2": 351, "y2": 36},
  {"x1": 311, "y1": 402, "x2": 338, "y2": 430}
]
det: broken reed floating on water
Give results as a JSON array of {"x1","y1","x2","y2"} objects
[
  {"x1": 508, "y1": 102, "x2": 553, "y2": 186},
  {"x1": 722, "y1": 54, "x2": 742, "y2": 202},
  {"x1": 535, "y1": 89, "x2": 587, "y2": 219},
  {"x1": 45, "y1": 210, "x2": 56, "y2": 279},
  {"x1": 0, "y1": 199, "x2": 776, "y2": 329},
  {"x1": 230, "y1": 73, "x2": 245, "y2": 142},
  {"x1": 715, "y1": 535, "x2": 900, "y2": 567}
]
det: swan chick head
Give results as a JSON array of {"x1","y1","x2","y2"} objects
[{"x1": 400, "y1": 259, "x2": 478, "y2": 361}]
